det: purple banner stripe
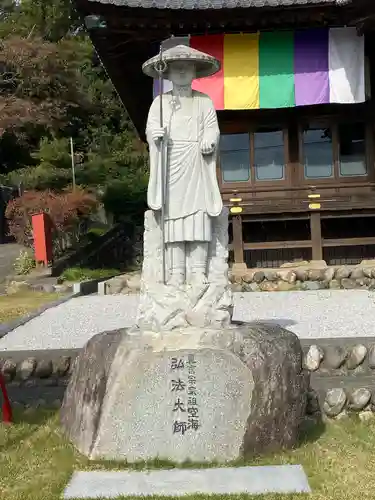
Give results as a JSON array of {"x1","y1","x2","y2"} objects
[{"x1": 294, "y1": 29, "x2": 329, "y2": 106}]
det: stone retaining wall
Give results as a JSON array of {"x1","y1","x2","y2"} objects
[
  {"x1": 101, "y1": 265, "x2": 375, "y2": 295},
  {"x1": 307, "y1": 387, "x2": 375, "y2": 421},
  {"x1": 2, "y1": 340, "x2": 375, "y2": 421},
  {"x1": 0, "y1": 349, "x2": 78, "y2": 409},
  {"x1": 231, "y1": 265, "x2": 375, "y2": 292},
  {"x1": 303, "y1": 342, "x2": 374, "y2": 373},
  {"x1": 99, "y1": 272, "x2": 141, "y2": 295},
  {"x1": 301, "y1": 338, "x2": 375, "y2": 420},
  {"x1": 5, "y1": 280, "x2": 72, "y2": 295}
]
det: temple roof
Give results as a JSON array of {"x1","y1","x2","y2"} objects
[{"x1": 87, "y1": 0, "x2": 351, "y2": 10}]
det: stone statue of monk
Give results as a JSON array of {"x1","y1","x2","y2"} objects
[{"x1": 142, "y1": 45, "x2": 223, "y2": 286}]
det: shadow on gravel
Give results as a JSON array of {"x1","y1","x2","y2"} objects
[{"x1": 232, "y1": 319, "x2": 298, "y2": 329}]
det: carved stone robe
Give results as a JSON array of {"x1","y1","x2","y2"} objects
[{"x1": 146, "y1": 90, "x2": 222, "y2": 243}]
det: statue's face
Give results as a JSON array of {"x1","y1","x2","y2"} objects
[{"x1": 168, "y1": 61, "x2": 196, "y2": 87}]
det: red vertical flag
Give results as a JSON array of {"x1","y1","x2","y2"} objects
[{"x1": 0, "y1": 373, "x2": 12, "y2": 424}]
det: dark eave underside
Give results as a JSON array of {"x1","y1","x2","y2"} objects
[{"x1": 87, "y1": 0, "x2": 351, "y2": 10}]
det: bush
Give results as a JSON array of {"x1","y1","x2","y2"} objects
[
  {"x1": 86, "y1": 226, "x2": 108, "y2": 242},
  {"x1": 5, "y1": 188, "x2": 98, "y2": 256},
  {"x1": 13, "y1": 250, "x2": 35, "y2": 275},
  {"x1": 102, "y1": 177, "x2": 147, "y2": 226},
  {"x1": 60, "y1": 267, "x2": 120, "y2": 282}
]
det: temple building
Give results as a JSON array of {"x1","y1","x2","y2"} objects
[{"x1": 76, "y1": 0, "x2": 375, "y2": 270}]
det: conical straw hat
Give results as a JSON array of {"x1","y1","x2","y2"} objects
[{"x1": 142, "y1": 44, "x2": 220, "y2": 79}]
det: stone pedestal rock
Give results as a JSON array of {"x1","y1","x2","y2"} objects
[
  {"x1": 60, "y1": 324, "x2": 309, "y2": 463},
  {"x1": 61, "y1": 205, "x2": 309, "y2": 463}
]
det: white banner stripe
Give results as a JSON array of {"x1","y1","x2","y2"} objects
[{"x1": 328, "y1": 27, "x2": 365, "y2": 104}]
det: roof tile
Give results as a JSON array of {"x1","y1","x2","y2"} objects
[{"x1": 88, "y1": 0, "x2": 351, "y2": 9}]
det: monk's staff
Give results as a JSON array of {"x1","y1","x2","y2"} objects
[{"x1": 154, "y1": 48, "x2": 167, "y2": 284}]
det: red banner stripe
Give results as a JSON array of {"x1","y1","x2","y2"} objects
[{"x1": 190, "y1": 35, "x2": 224, "y2": 110}]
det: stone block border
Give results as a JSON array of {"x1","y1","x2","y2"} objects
[
  {"x1": 72, "y1": 278, "x2": 106, "y2": 295},
  {"x1": 29, "y1": 277, "x2": 106, "y2": 295}
]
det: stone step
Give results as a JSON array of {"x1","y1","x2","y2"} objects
[{"x1": 63, "y1": 466, "x2": 311, "y2": 499}]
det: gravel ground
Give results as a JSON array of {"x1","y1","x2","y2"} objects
[
  {"x1": 0, "y1": 290, "x2": 374, "y2": 351},
  {"x1": 234, "y1": 289, "x2": 375, "y2": 339},
  {"x1": 0, "y1": 295, "x2": 139, "y2": 351}
]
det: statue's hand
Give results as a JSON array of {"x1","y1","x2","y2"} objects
[
  {"x1": 201, "y1": 139, "x2": 215, "y2": 155},
  {"x1": 151, "y1": 127, "x2": 166, "y2": 142}
]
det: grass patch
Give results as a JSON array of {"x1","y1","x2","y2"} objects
[
  {"x1": 60, "y1": 267, "x2": 120, "y2": 283},
  {"x1": 0, "y1": 410, "x2": 375, "y2": 499},
  {"x1": 0, "y1": 291, "x2": 63, "y2": 323}
]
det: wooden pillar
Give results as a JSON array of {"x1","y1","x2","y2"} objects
[
  {"x1": 232, "y1": 215, "x2": 245, "y2": 265},
  {"x1": 310, "y1": 211, "x2": 323, "y2": 261}
]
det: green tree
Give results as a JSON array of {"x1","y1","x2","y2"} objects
[
  {"x1": 0, "y1": 0, "x2": 148, "y2": 223},
  {"x1": 6, "y1": 137, "x2": 74, "y2": 190},
  {"x1": 0, "y1": 0, "x2": 80, "y2": 41},
  {"x1": 0, "y1": 36, "x2": 94, "y2": 134},
  {"x1": 0, "y1": 0, "x2": 16, "y2": 20}
]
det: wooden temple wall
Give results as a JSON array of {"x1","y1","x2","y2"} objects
[{"x1": 218, "y1": 98, "x2": 375, "y2": 267}]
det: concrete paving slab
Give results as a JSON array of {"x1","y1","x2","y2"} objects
[{"x1": 63, "y1": 465, "x2": 311, "y2": 498}]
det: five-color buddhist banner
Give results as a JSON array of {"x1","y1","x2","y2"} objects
[{"x1": 153, "y1": 28, "x2": 365, "y2": 110}]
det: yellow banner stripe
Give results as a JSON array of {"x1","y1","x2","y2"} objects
[{"x1": 223, "y1": 33, "x2": 259, "y2": 110}]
